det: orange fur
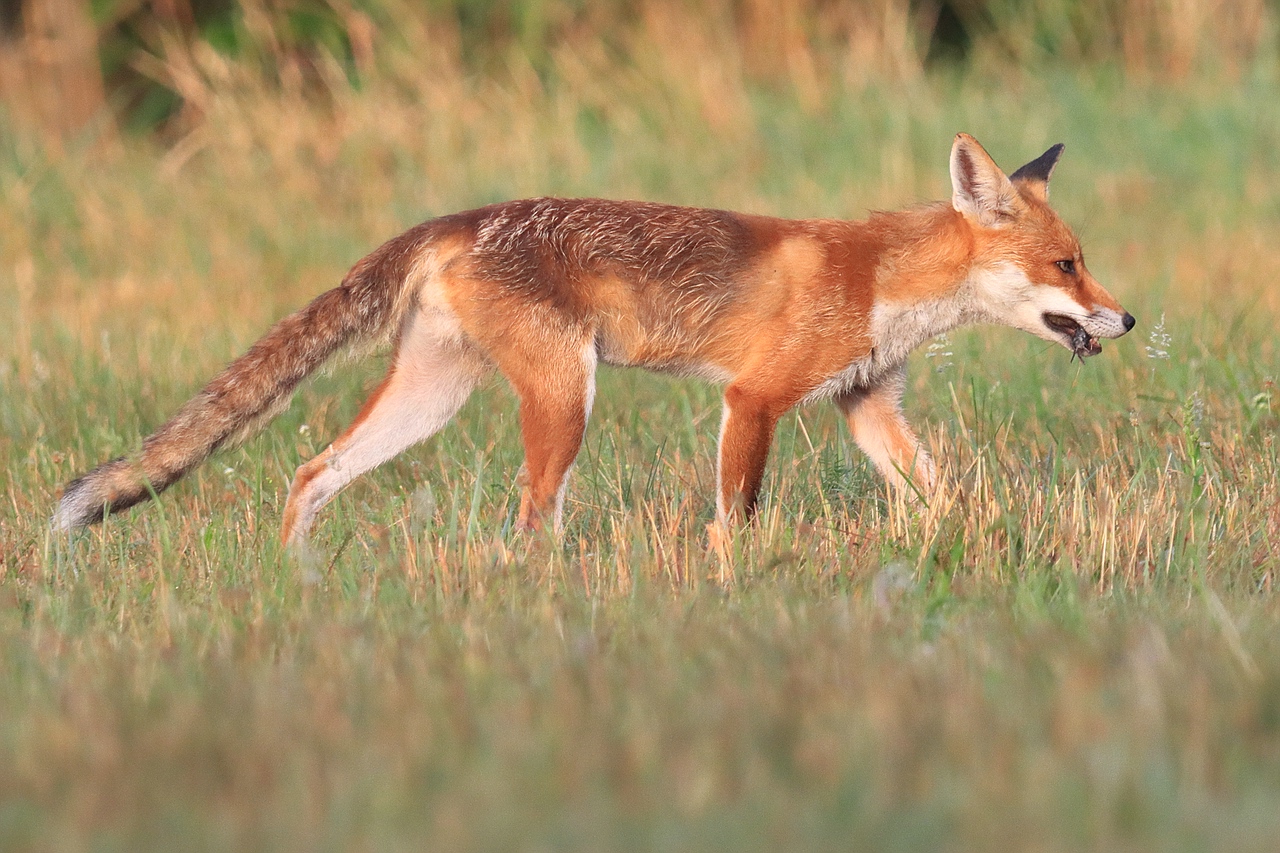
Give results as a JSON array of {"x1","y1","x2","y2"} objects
[{"x1": 55, "y1": 134, "x2": 1135, "y2": 545}]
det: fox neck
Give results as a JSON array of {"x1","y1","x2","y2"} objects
[
  {"x1": 864, "y1": 205, "x2": 991, "y2": 364},
  {"x1": 868, "y1": 291, "x2": 974, "y2": 369}
]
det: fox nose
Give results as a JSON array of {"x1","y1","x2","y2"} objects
[{"x1": 1122, "y1": 312, "x2": 1136, "y2": 332}]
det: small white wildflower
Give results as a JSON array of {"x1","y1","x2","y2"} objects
[
  {"x1": 1254, "y1": 377, "x2": 1274, "y2": 411},
  {"x1": 1145, "y1": 314, "x2": 1171, "y2": 360},
  {"x1": 925, "y1": 334, "x2": 953, "y2": 373},
  {"x1": 409, "y1": 484, "x2": 436, "y2": 533},
  {"x1": 224, "y1": 467, "x2": 235, "y2": 476},
  {"x1": 298, "y1": 424, "x2": 310, "y2": 435},
  {"x1": 872, "y1": 559, "x2": 914, "y2": 611}
]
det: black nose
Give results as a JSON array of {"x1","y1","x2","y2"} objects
[{"x1": 1122, "y1": 312, "x2": 1136, "y2": 331}]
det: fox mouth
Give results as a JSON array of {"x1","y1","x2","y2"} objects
[{"x1": 1043, "y1": 313, "x2": 1102, "y2": 359}]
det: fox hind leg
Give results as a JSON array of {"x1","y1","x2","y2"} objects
[
  {"x1": 715, "y1": 385, "x2": 784, "y2": 525},
  {"x1": 509, "y1": 338, "x2": 597, "y2": 533},
  {"x1": 280, "y1": 310, "x2": 491, "y2": 546}
]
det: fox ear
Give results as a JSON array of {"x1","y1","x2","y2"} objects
[
  {"x1": 1009, "y1": 143, "x2": 1065, "y2": 201},
  {"x1": 950, "y1": 134, "x2": 1021, "y2": 227}
]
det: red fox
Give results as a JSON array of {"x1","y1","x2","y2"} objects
[{"x1": 55, "y1": 134, "x2": 1134, "y2": 545}]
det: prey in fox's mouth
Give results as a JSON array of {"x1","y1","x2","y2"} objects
[{"x1": 1043, "y1": 312, "x2": 1102, "y2": 360}]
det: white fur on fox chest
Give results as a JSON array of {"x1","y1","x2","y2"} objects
[{"x1": 802, "y1": 292, "x2": 973, "y2": 404}]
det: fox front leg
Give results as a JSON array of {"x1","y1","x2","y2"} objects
[{"x1": 835, "y1": 366, "x2": 936, "y2": 495}]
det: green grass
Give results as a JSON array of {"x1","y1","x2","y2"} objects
[{"x1": 3, "y1": 31, "x2": 1280, "y2": 851}]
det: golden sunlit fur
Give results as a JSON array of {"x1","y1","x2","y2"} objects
[{"x1": 55, "y1": 134, "x2": 1135, "y2": 546}]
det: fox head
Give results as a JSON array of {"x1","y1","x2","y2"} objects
[{"x1": 950, "y1": 133, "x2": 1135, "y2": 358}]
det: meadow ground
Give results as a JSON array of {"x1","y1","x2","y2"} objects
[{"x1": 3, "y1": 18, "x2": 1280, "y2": 850}]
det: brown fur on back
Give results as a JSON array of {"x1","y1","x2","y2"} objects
[
  {"x1": 457, "y1": 199, "x2": 770, "y2": 368},
  {"x1": 465, "y1": 198, "x2": 756, "y2": 304}
]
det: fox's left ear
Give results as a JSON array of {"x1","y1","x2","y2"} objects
[
  {"x1": 950, "y1": 133, "x2": 1023, "y2": 228},
  {"x1": 1009, "y1": 143, "x2": 1065, "y2": 202}
]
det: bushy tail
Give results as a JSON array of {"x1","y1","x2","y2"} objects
[{"x1": 53, "y1": 224, "x2": 433, "y2": 531}]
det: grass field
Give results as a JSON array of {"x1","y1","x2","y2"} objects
[{"x1": 4, "y1": 9, "x2": 1280, "y2": 849}]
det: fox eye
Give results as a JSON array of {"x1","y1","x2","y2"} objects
[{"x1": 1056, "y1": 259, "x2": 1076, "y2": 275}]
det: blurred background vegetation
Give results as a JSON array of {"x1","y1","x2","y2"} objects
[{"x1": 1, "y1": 0, "x2": 1274, "y2": 146}]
